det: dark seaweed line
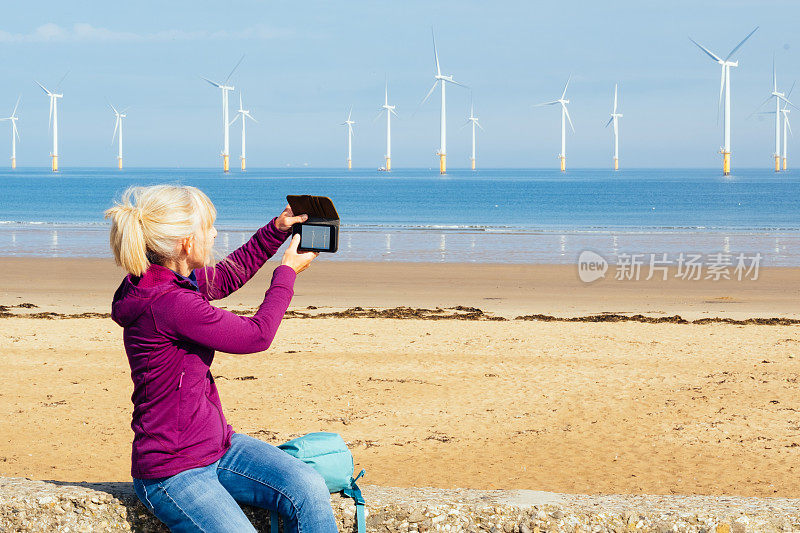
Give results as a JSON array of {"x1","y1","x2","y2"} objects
[{"x1": 2, "y1": 305, "x2": 799, "y2": 326}]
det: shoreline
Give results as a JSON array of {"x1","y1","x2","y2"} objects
[{"x1": 1, "y1": 257, "x2": 798, "y2": 320}]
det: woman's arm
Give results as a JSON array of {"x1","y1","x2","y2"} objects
[
  {"x1": 156, "y1": 265, "x2": 297, "y2": 354},
  {"x1": 195, "y1": 218, "x2": 290, "y2": 301}
]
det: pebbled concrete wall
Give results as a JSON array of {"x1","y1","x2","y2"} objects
[{"x1": 1, "y1": 477, "x2": 800, "y2": 532}]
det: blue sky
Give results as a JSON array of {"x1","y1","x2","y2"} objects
[{"x1": 0, "y1": 0, "x2": 798, "y2": 169}]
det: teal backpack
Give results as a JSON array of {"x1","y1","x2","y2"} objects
[{"x1": 269, "y1": 432, "x2": 366, "y2": 533}]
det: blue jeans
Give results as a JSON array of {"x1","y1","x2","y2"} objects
[{"x1": 133, "y1": 433, "x2": 338, "y2": 533}]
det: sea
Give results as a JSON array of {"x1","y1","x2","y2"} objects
[{"x1": 1, "y1": 167, "x2": 799, "y2": 266}]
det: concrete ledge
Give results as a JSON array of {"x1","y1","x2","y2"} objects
[{"x1": 1, "y1": 477, "x2": 800, "y2": 532}]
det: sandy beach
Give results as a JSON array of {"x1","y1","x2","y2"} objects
[{"x1": 1, "y1": 257, "x2": 799, "y2": 497}]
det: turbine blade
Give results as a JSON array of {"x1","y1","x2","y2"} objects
[
  {"x1": 477, "y1": 122, "x2": 485, "y2": 132},
  {"x1": 11, "y1": 95, "x2": 21, "y2": 117},
  {"x1": 239, "y1": 92, "x2": 243, "y2": 109},
  {"x1": 432, "y1": 28, "x2": 441, "y2": 76},
  {"x1": 229, "y1": 114, "x2": 240, "y2": 126},
  {"x1": 391, "y1": 108, "x2": 399, "y2": 117},
  {"x1": 48, "y1": 98, "x2": 53, "y2": 129},
  {"x1": 373, "y1": 110, "x2": 383, "y2": 124},
  {"x1": 563, "y1": 103, "x2": 575, "y2": 133},
  {"x1": 385, "y1": 76, "x2": 388, "y2": 106},
  {"x1": 747, "y1": 94, "x2": 774, "y2": 119},
  {"x1": 773, "y1": 54, "x2": 777, "y2": 92},
  {"x1": 613, "y1": 84, "x2": 618, "y2": 114},
  {"x1": 787, "y1": 117, "x2": 793, "y2": 137},
  {"x1": 54, "y1": 70, "x2": 69, "y2": 91},
  {"x1": 561, "y1": 75, "x2": 571, "y2": 100},
  {"x1": 420, "y1": 80, "x2": 439, "y2": 107},
  {"x1": 534, "y1": 100, "x2": 560, "y2": 107},
  {"x1": 248, "y1": 114, "x2": 258, "y2": 124},
  {"x1": 201, "y1": 77, "x2": 222, "y2": 88},
  {"x1": 787, "y1": 80, "x2": 797, "y2": 101},
  {"x1": 224, "y1": 54, "x2": 246, "y2": 83},
  {"x1": 778, "y1": 95, "x2": 800, "y2": 112},
  {"x1": 35, "y1": 81, "x2": 50, "y2": 95},
  {"x1": 689, "y1": 37, "x2": 722, "y2": 62},
  {"x1": 109, "y1": 102, "x2": 119, "y2": 115},
  {"x1": 112, "y1": 117, "x2": 119, "y2": 144},
  {"x1": 13, "y1": 122, "x2": 19, "y2": 142},
  {"x1": 724, "y1": 26, "x2": 759, "y2": 62},
  {"x1": 605, "y1": 116, "x2": 614, "y2": 128},
  {"x1": 347, "y1": 106, "x2": 353, "y2": 121},
  {"x1": 446, "y1": 78, "x2": 470, "y2": 89}
]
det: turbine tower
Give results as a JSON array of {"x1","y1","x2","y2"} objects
[
  {"x1": 342, "y1": 107, "x2": 355, "y2": 170},
  {"x1": 0, "y1": 97, "x2": 21, "y2": 169},
  {"x1": 109, "y1": 104, "x2": 127, "y2": 170},
  {"x1": 689, "y1": 27, "x2": 758, "y2": 176},
  {"x1": 202, "y1": 55, "x2": 244, "y2": 173},
  {"x1": 535, "y1": 76, "x2": 574, "y2": 172},
  {"x1": 230, "y1": 93, "x2": 257, "y2": 171},
  {"x1": 604, "y1": 84, "x2": 623, "y2": 171},
  {"x1": 421, "y1": 29, "x2": 468, "y2": 174},
  {"x1": 36, "y1": 80, "x2": 64, "y2": 172},
  {"x1": 381, "y1": 80, "x2": 397, "y2": 171},
  {"x1": 782, "y1": 82, "x2": 795, "y2": 171},
  {"x1": 466, "y1": 102, "x2": 483, "y2": 171}
]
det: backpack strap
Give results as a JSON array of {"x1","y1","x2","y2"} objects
[{"x1": 341, "y1": 469, "x2": 366, "y2": 533}]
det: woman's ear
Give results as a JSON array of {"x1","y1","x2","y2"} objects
[{"x1": 180, "y1": 235, "x2": 194, "y2": 256}]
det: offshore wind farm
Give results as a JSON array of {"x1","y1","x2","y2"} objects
[{"x1": 1, "y1": 25, "x2": 798, "y2": 176}]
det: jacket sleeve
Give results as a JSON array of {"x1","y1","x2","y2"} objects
[
  {"x1": 155, "y1": 266, "x2": 297, "y2": 354},
  {"x1": 195, "y1": 218, "x2": 291, "y2": 301}
]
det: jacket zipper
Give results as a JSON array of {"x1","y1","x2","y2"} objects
[{"x1": 178, "y1": 371, "x2": 185, "y2": 389}]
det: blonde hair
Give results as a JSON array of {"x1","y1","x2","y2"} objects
[{"x1": 104, "y1": 185, "x2": 217, "y2": 276}]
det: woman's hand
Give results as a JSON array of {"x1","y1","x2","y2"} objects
[
  {"x1": 281, "y1": 234, "x2": 318, "y2": 274},
  {"x1": 275, "y1": 204, "x2": 308, "y2": 233}
]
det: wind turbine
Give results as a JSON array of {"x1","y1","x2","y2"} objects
[
  {"x1": 230, "y1": 93, "x2": 257, "y2": 171},
  {"x1": 535, "y1": 76, "x2": 574, "y2": 172},
  {"x1": 202, "y1": 55, "x2": 244, "y2": 173},
  {"x1": 36, "y1": 76, "x2": 66, "y2": 172},
  {"x1": 342, "y1": 108, "x2": 355, "y2": 170},
  {"x1": 689, "y1": 27, "x2": 758, "y2": 176},
  {"x1": 421, "y1": 29, "x2": 468, "y2": 174},
  {"x1": 466, "y1": 102, "x2": 483, "y2": 171},
  {"x1": 109, "y1": 104, "x2": 127, "y2": 170},
  {"x1": 604, "y1": 84, "x2": 623, "y2": 171},
  {"x1": 0, "y1": 97, "x2": 21, "y2": 169},
  {"x1": 380, "y1": 79, "x2": 397, "y2": 171},
  {"x1": 754, "y1": 60, "x2": 799, "y2": 172}
]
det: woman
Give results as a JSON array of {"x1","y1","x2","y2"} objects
[{"x1": 105, "y1": 184, "x2": 337, "y2": 533}]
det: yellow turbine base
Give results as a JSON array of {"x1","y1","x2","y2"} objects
[
  {"x1": 223, "y1": 154, "x2": 230, "y2": 173},
  {"x1": 386, "y1": 157, "x2": 391, "y2": 172},
  {"x1": 560, "y1": 156, "x2": 565, "y2": 172},
  {"x1": 722, "y1": 152, "x2": 730, "y2": 176},
  {"x1": 241, "y1": 157, "x2": 246, "y2": 171},
  {"x1": 51, "y1": 155, "x2": 58, "y2": 172},
  {"x1": 783, "y1": 157, "x2": 787, "y2": 171},
  {"x1": 118, "y1": 157, "x2": 123, "y2": 170},
  {"x1": 439, "y1": 153, "x2": 446, "y2": 174},
  {"x1": 11, "y1": 158, "x2": 15, "y2": 169},
  {"x1": 613, "y1": 158, "x2": 619, "y2": 171},
  {"x1": 347, "y1": 159, "x2": 352, "y2": 170},
  {"x1": 471, "y1": 158, "x2": 476, "y2": 171},
  {"x1": 775, "y1": 155, "x2": 780, "y2": 173}
]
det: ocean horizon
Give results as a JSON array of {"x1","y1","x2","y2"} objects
[{"x1": 2, "y1": 167, "x2": 798, "y2": 265}]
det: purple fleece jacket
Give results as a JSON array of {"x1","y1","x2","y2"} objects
[{"x1": 111, "y1": 218, "x2": 295, "y2": 479}]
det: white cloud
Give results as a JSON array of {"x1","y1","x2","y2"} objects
[{"x1": 0, "y1": 23, "x2": 291, "y2": 43}]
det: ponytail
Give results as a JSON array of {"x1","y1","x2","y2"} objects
[{"x1": 104, "y1": 185, "x2": 217, "y2": 277}]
